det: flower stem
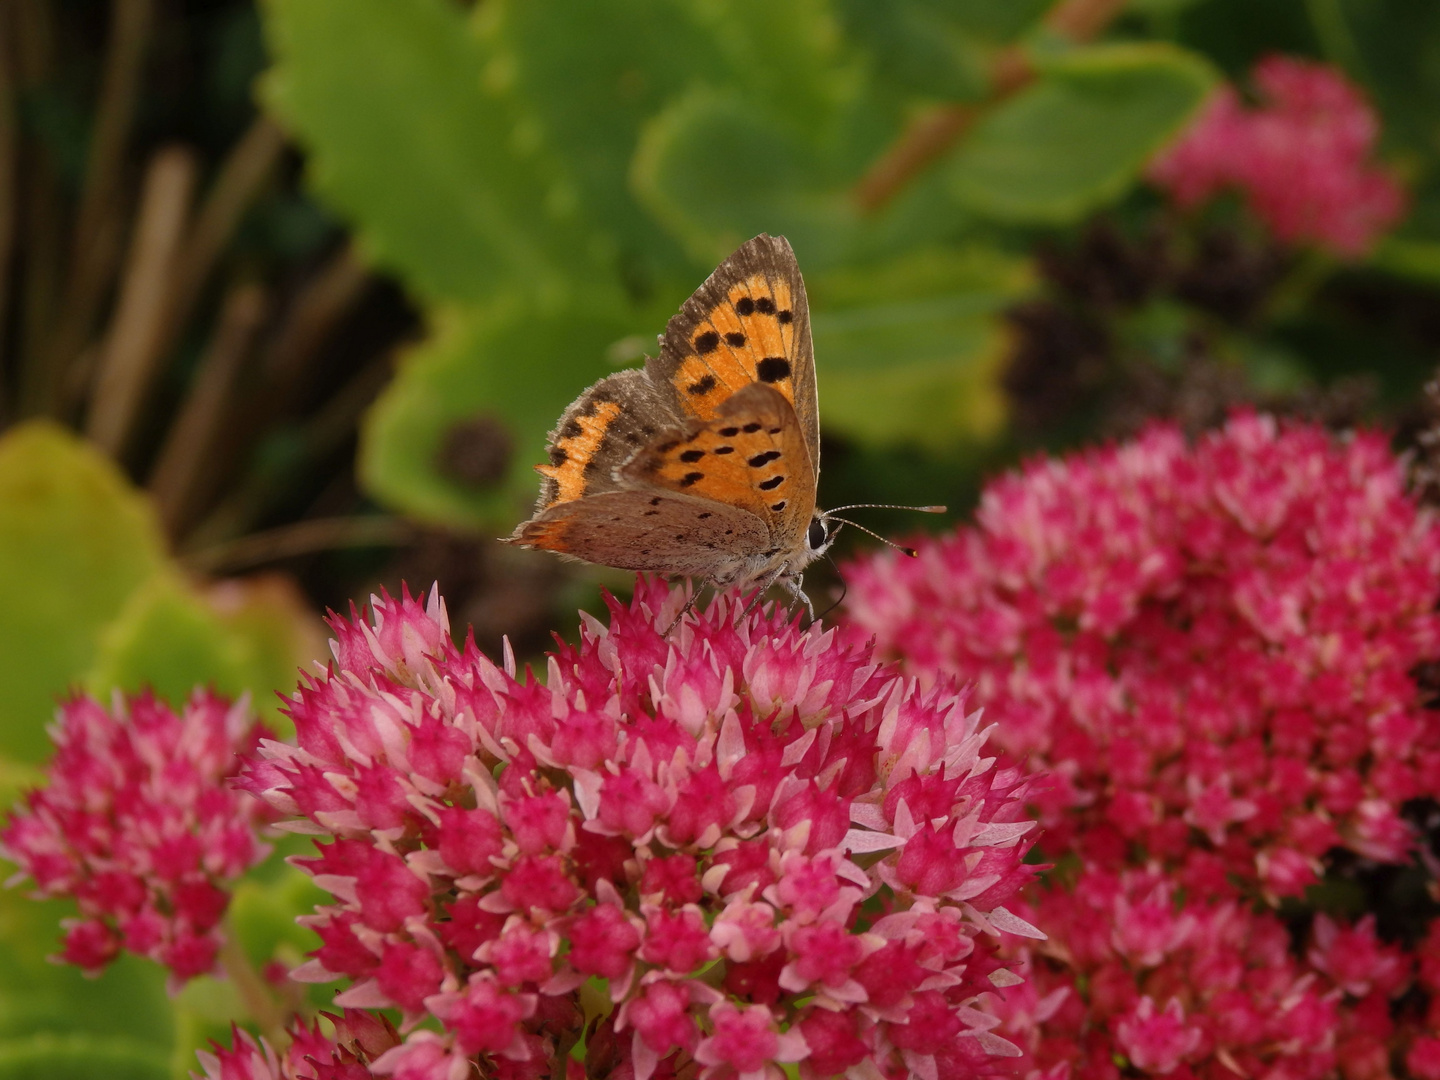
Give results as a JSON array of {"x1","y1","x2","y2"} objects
[{"x1": 219, "y1": 921, "x2": 289, "y2": 1047}]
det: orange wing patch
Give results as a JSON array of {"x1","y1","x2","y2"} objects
[
  {"x1": 514, "y1": 516, "x2": 568, "y2": 552},
  {"x1": 535, "y1": 399, "x2": 621, "y2": 507},
  {"x1": 672, "y1": 275, "x2": 798, "y2": 420},
  {"x1": 623, "y1": 383, "x2": 816, "y2": 534}
]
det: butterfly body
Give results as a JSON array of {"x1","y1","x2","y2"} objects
[{"x1": 507, "y1": 235, "x2": 838, "y2": 612}]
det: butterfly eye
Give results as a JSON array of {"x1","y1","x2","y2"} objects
[{"x1": 807, "y1": 518, "x2": 829, "y2": 552}]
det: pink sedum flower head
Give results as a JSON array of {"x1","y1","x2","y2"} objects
[
  {"x1": 1, "y1": 690, "x2": 270, "y2": 986},
  {"x1": 847, "y1": 413, "x2": 1440, "y2": 895},
  {"x1": 241, "y1": 582, "x2": 1043, "y2": 1080},
  {"x1": 194, "y1": 1009, "x2": 400, "y2": 1080},
  {"x1": 1149, "y1": 55, "x2": 1406, "y2": 256},
  {"x1": 844, "y1": 413, "x2": 1440, "y2": 1076}
]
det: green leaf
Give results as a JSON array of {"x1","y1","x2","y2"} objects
[
  {"x1": 0, "y1": 1034, "x2": 170, "y2": 1080},
  {"x1": 633, "y1": 88, "x2": 856, "y2": 267},
  {"x1": 0, "y1": 891, "x2": 171, "y2": 1049},
  {"x1": 837, "y1": 0, "x2": 1049, "y2": 100},
  {"x1": 360, "y1": 298, "x2": 645, "y2": 529},
  {"x1": 1371, "y1": 237, "x2": 1440, "y2": 287},
  {"x1": 685, "y1": 0, "x2": 853, "y2": 133},
  {"x1": 836, "y1": 0, "x2": 989, "y2": 100},
  {"x1": 479, "y1": 0, "x2": 710, "y2": 293},
  {"x1": 810, "y1": 247, "x2": 1032, "y2": 449},
  {"x1": 0, "y1": 422, "x2": 167, "y2": 762},
  {"x1": 260, "y1": 0, "x2": 600, "y2": 304},
  {"x1": 0, "y1": 757, "x2": 43, "y2": 812},
  {"x1": 948, "y1": 43, "x2": 1217, "y2": 223},
  {"x1": 230, "y1": 867, "x2": 326, "y2": 965},
  {"x1": 941, "y1": 0, "x2": 1054, "y2": 42}
]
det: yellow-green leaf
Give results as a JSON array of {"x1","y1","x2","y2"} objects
[
  {"x1": 948, "y1": 43, "x2": 1217, "y2": 223},
  {"x1": 0, "y1": 422, "x2": 167, "y2": 761}
]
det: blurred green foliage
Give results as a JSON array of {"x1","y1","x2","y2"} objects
[
  {"x1": 0, "y1": 423, "x2": 322, "y2": 765},
  {"x1": 6, "y1": 1, "x2": 1440, "y2": 1076},
  {"x1": 259, "y1": 0, "x2": 1214, "y2": 531}
]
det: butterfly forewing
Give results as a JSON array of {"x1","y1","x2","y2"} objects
[{"x1": 650, "y1": 235, "x2": 819, "y2": 470}]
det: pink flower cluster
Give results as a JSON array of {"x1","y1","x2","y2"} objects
[
  {"x1": 195, "y1": 1010, "x2": 400, "y2": 1080},
  {"x1": 1, "y1": 692, "x2": 269, "y2": 984},
  {"x1": 845, "y1": 413, "x2": 1440, "y2": 1076},
  {"x1": 232, "y1": 579, "x2": 1041, "y2": 1080},
  {"x1": 1149, "y1": 55, "x2": 1406, "y2": 256}
]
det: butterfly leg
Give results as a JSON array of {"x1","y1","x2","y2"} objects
[
  {"x1": 662, "y1": 578, "x2": 709, "y2": 635},
  {"x1": 739, "y1": 567, "x2": 789, "y2": 620},
  {"x1": 777, "y1": 573, "x2": 815, "y2": 622}
]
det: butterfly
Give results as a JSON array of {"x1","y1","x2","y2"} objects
[{"x1": 506, "y1": 234, "x2": 939, "y2": 617}]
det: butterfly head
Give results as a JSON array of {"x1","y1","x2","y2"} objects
[
  {"x1": 806, "y1": 513, "x2": 841, "y2": 558},
  {"x1": 812, "y1": 504, "x2": 948, "y2": 562}
]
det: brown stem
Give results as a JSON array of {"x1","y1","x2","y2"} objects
[
  {"x1": 13, "y1": 0, "x2": 63, "y2": 417},
  {"x1": 148, "y1": 283, "x2": 269, "y2": 538},
  {"x1": 851, "y1": 0, "x2": 1129, "y2": 214},
  {"x1": 0, "y1": 7, "x2": 17, "y2": 413},
  {"x1": 259, "y1": 242, "x2": 371, "y2": 401},
  {"x1": 182, "y1": 355, "x2": 394, "y2": 550},
  {"x1": 182, "y1": 515, "x2": 415, "y2": 576},
  {"x1": 70, "y1": 0, "x2": 153, "y2": 283},
  {"x1": 166, "y1": 116, "x2": 287, "y2": 348},
  {"x1": 84, "y1": 145, "x2": 197, "y2": 458},
  {"x1": 48, "y1": 0, "x2": 156, "y2": 394},
  {"x1": 853, "y1": 105, "x2": 979, "y2": 215}
]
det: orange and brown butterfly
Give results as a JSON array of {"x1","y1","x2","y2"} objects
[{"x1": 505, "y1": 234, "x2": 935, "y2": 616}]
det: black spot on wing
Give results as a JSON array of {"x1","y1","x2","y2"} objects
[
  {"x1": 736, "y1": 297, "x2": 755, "y2": 316},
  {"x1": 778, "y1": 309, "x2": 793, "y2": 324},
  {"x1": 694, "y1": 331, "x2": 720, "y2": 355},
  {"x1": 748, "y1": 450, "x2": 781, "y2": 467},
  {"x1": 650, "y1": 497, "x2": 662, "y2": 506},
  {"x1": 689, "y1": 375, "x2": 717, "y2": 396},
  {"x1": 561, "y1": 420, "x2": 582, "y2": 439},
  {"x1": 680, "y1": 449, "x2": 705, "y2": 463},
  {"x1": 755, "y1": 297, "x2": 776, "y2": 315},
  {"x1": 757, "y1": 357, "x2": 791, "y2": 383},
  {"x1": 770, "y1": 501, "x2": 787, "y2": 512},
  {"x1": 680, "y1": 472, "x2": 704, "y2": 487},
  {"x1": 719, "y1": 426, "x2": 739, "y2": 437},
  {"x1": 742, "y1": 422, "x2": 761, "y2": 433},
  {"x1": 724, "y1": 332, "x2": 746, "y2": 347},
  {"x1": 548, "y1": 446, "x2": 567, "y2": 465},
  {"x1": 713, "y1": 446, "x2": 734, "y2": 455},
  {"x1": 758, "y1": 475, "x2": 784, "y2": 491}
]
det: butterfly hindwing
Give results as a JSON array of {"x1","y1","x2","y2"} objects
[
  {"x1": 649, "y1": 234, "x2": 819, "y2": 468},
  {"x1": 531, "y1": 369, "x2": 681, "y2": 512},
  {"x1": 512, "y1": 491, "x2": 769, "y2": 574},
  {"x1": 621, "y1": 383, "x2": 816, "y2": 542}
]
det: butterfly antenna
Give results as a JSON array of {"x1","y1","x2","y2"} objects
[
  {"x1": 824, "y1": 516, "x2": 922, "y2": 558},
  {"x1": 817, "y1": 554, "x2": 848, "y2": 621},
  {"x1": 825, "y1": 503, "x2": 947, "y2": 514}
]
